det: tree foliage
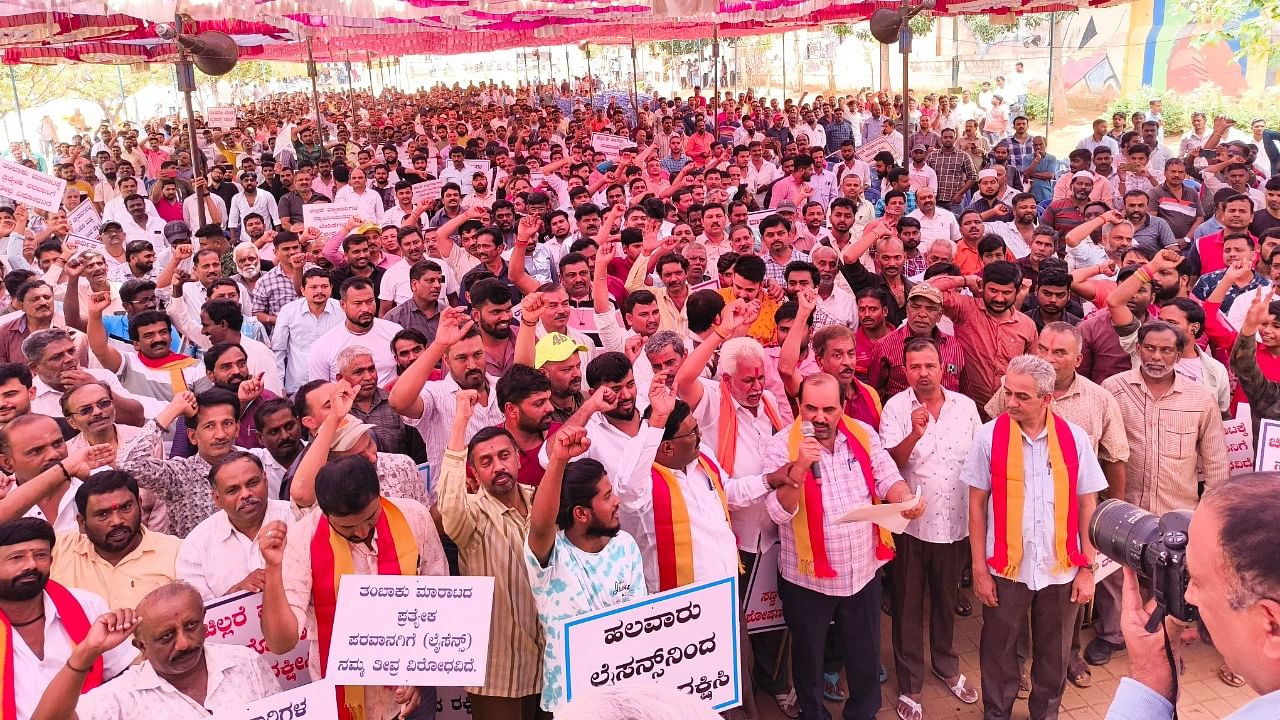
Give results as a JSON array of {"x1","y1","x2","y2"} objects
[
  {"x1": 1185, "y1": 0, "x2": 1280, "y2": 61},
  {"x1": 845, "y1": 15, "x2": 936, "y2": 44}
]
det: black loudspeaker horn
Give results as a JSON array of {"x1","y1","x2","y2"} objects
[
  {"x1": 869, "y1": 9, "x2": 904, "y2": 44},
  {"x1": 179, "y1": 31, "x2": 240, "y2": 76}
]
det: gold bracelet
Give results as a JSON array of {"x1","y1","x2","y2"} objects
[{"x1": 713, "y1": 325, "x2": 730, "y2": 340}]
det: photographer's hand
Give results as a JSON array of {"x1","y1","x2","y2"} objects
[{"x1": 1118, "y1": 568, "x2": 1177, "y2": 703}]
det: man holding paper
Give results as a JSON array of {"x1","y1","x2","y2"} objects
[
  {"x1": 961, "y1": 354, "x2": 1106, "y2": 720},
  {"x1": 763, "y1": 372, "x2": 924, "y2": 720},
  {"x1": 878, "y1": 336, "x2": 982, "y2": 719}
]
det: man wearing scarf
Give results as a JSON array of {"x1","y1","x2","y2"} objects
[
  {"x1": 764, "y1": 373, "x2": 923, "y2": 720},
  {"x1": 0, "y1": 518, "x2": 137, "y2": 720},
  {"x1": 260, "y1": 449, "x2": 446, "y2": 720},
  {"x1": 962, "y1": 354, "x2": 1106, "y2": 720},
  {"x1": 85, "y1": 294, "x2": 206, "y2": 404}
]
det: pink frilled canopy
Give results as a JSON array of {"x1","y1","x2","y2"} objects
[{"x1": 0, "y1": 0, "x2": 1106, "y2": 63}]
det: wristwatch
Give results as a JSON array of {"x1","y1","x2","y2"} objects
[{"x1": 1081, "y1": 561, "x2": 1100, "y2": 572}]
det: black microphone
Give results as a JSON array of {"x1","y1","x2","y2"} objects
[{"x1": 800, "y1": 420, "x2": 822, "y2": 482}]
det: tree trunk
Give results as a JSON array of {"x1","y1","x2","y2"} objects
[
  {"x1": 879, "y1": 43, "x2": 892, "y2": 93},
  {"x1": 1050, "y1": 16, "x2": 1068, "y2": 129}
]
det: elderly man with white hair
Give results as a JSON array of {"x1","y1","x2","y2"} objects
[
  {"x1": 334, "y1": 344, "x2": 417, "y2": 456},
  {"x1": 231, "y1": 242, "x2": 264, "y2": 318}
]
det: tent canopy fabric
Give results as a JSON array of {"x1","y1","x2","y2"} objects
[{"x1": 0, "y1": 0, "x2": 1107, "y2": 64}]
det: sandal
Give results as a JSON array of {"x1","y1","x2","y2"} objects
[
  {"x1": 823, "y1": 671, "x2": 848, "y2": 702},
  {"x1": 955, "y1": 594, "x2": 972, "y2": 617},
  {"x1": 773, "y1": 690, "x2": 800, "y2": 719},
  {"x1": 895, "y1": 695, "x2": 923, "y2": 720},
  {"x1": 1218, "y1": 663, "x2": 1247, "y2": 688},
  {"x1": 933, "y1": 671, "x2": 979, "y2": 704}
]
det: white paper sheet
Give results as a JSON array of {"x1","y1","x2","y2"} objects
[{"x1": 836, "y1": 492, "x2": 922, "y2": 533}]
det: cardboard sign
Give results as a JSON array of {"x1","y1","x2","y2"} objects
[
  {"x1": 302, "y1": 203, "x2": 359, "y2": 238},
  {"x1": 1254, "y1": 418, "x2": 1280, "y2": 472},
  {"x1": 855, "y1": 134, "x2": 903, "y2": 166},
  {"x1": 743, "y1": 543, "x2": 785, "y2": 634},
  {"x1": 563, "y1": 575, "x2": 741, "y2": 711},
  {"x1": 0, "y1": 158, "x2": 66, "y2": 212},
  {"x1": 67, "y1": 200, "x2": 102, "y2": 240},
  {"x1": 207, "y1": 107, "x2": 239, "y2": 129},
  {"x1": 461, "y1": 159, "x2": 491, "y2": 176},
  {"x1": 591, "y1": 132, "x2": 630, "y2": 160},
  {"x1": 217, "y1": 679, "x2": 338, "y2": 720},
  {"x1": 205, "y1": 591, "x2": 313, "y2": 690},
  {"x1": 325, "y1": 575, "x2": 495, "y2": 687},
  {"x1": 411, "y1": 179, "x2": 445, "y2": 206},
  {"x1": 1224, "y1": 416, "x2": 1255, "y2": 476}
]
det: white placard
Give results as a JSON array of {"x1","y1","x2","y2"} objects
[
  {"x1": 412, "y1": 180, "x2": 445, "y2": 206},
  {"x1": 67, "y1": 201, "x2": 102, "y2": 245},
  {"x1": 461, "y1": 159, "x2": 491, "y2": 176},
  {"x1": 746, "y1": 210, "x2": 773, "y2": 231},
  {"x1": 1254, "y1": 418, "x2": 1280, "y2": 472},
  {"x1": 837, "y1": 492, "x2": 921, "y2": 534},
  {"x1": 1224, "y1": 416, "x2": 1254, "y2": 476},
  {"x1": 0, "y1": 158, "x2": 66, "y2": 212},
  {"x1": 302, "y1": 203, "x2": 359, "y2": 238},
  {"x1": 205, "y1": 591, "x2": 313, "y2": 690},
  {"x1": 434, "y1": 688, "x2": 472, "y2": 719},
  {"x1": 208, "y1": 107, "x2": 239, "y2": 129},
  {"x1": 217, "y1": 679, "x2": 338, "y2": 720},
  {"x1": 743, "y1": 543, "x2": 785, "y2": 634},
  {"x1": 591, "y1": 132, "x2": 630, "y2": 160},
  {"x1": 529, "y1": 172, "x2": 545, "y2": 189},
  {"x1": 562, "y1": 575, "x2": 740, "y2": 711},
  {"x1": 1094, "y1": 551, "x2": 1122, "y2": 585},
  {"x1": 325, "y1": 575, "x2": 495, "y2": 687},
  {"x1": 855, "y1": 134, "x2": 903, "y2": 166}
]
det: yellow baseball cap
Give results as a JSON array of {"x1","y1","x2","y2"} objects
[{"x1": 534, "y1": 332, "x2": 588, "y2": 368}]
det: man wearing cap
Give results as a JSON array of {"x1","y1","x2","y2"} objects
[
  {"x1": 967, "y1": 169, "x2": 1015, "y2": 223},
  {"x1": 1042, "y1": 171, "x2": 1097, "y2": 238},
  {"x1": 227, "y1": 171, "x2": 279, "y2": 244},
  {"x1": 908, "y1": 144, "x2": 939, "y2": 193},
  {"x1": 866, "y1": 282, "x2": 966, "y2": 398},
  {"x1": 519, "y1": 310, "x2": 590, "y2": 424}
]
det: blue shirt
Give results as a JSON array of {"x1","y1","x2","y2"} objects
[
  {"x1": 1105, "y1": 677, "x2": 1280, "y2": 719},
  {"x1": 101, "y1": 314, "x2": 183, "y2": 353}
]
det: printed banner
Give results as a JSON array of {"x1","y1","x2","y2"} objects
[
  {"x1": 562, "y1": 575, "x2": 740, "y2": 711},
  {"x1": 217, "y1": 678, "x2": 338, "y2": 720},
  {"x1": 591, "y1": 132, "x2": 630, "y2": 160},
  {"x1": 302, "y1": 203, "x2": 360, "y2": 238},
  {"x1": 325, "y1": 575, "x2": 495, "y2": 687},
  {"x1": 0, "y1": 158, "x2": 66, "y2": 212},
  {"x1": 205, "y1": 591, "x2": 313, "y2": 690},
  {"x1": 207, "y1": 107, "x2": 239, "y2": 129},
  {"x1": 743, "y1": 543, "x2": 785, "y2": 634}
]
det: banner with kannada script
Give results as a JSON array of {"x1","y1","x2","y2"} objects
[
  {"x1": 325, "y1": 575, "x2": 495, "y2": 687},
  {"x1": 205, "y1": 591, "x2": 313, "y2": 690},
  {"x1": 562, "y1": 575, "x2": 740, "y2": 711},
  {"x1": 216, "y1": 678, "x2": 338, "y2": 720}
]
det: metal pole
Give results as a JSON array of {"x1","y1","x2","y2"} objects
[
  {"x1": 366, "y1": 51, "x2": 375, "y2": 95},
  {"x1": 630, "y1": 36, "x2": 640, "y2": 125},
  {"x1": 1045, "y1": 13, "x2": 1056, "y2": 135},
  {"x1": 950, "y1": 17, "x2": 959, "y2": 89},
  {"x1": 669, "y1": 41, "x2": 675, "y2": 96},
  {"x1": 174, "y1": 15, "x2": 206, "y2": 228},
  {"x1": 712, "y1": 26, "x2": 720, "y2": 109},
  {"x1": 781, "y1": 32, "x2": 787, "y2": 100},
  {"x1": 344, "y1": 51, "x2": 356, "y2": 123},
  {"x1": 585, "y1": 45, "x2": 594, "y2": 107},
  {"x1": 900, "y1": 25, "x2": 910, "y2": 165},
  {"x1": 305, "y1": 36, "x2": 324, "y2": 142},
  {"x1": 566, "y1": 46, "x2": 571, "y2": 86},
  {"x1": 7, "y1": 67, "x2": 26, "y2": 148}
]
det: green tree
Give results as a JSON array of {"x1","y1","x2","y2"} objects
[
  {"x1": 200, "y1": 61, "x2": 278, "y2": 105},
  {"x1": 64, "y1": 65, "x2": 169, "y2": 125},
  {"x1": 1184, "y1": 0, "x2": 1280, "y2": 61},
  {"x1": 0, "y1": 66, "x2": 74, "y2": 117}
]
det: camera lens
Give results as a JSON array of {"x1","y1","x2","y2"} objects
[{"x1": 1089, "y1": 499, "x2": 1161, "y2": 577}]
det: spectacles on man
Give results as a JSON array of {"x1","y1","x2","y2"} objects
[{"x1": 73, "y1": 398, "x2": 112, "y2": 417}]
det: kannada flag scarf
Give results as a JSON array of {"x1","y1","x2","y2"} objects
[
  {"x1": 1, "y1": 581, "x2": 101, "y2": 720},
  {"x1": 786, "y1": 417, "x2": 894, "y2": 578},
  {"x1": 989, "y1": 412, "x2": 1087, "y2": 578},
  {"x1": 311, "y1": 499, "x2": 419, "y2": 720},
  {"x1": 136, "y1": 352, "x2": 198, "y2": 394},
  {"x1": 717, "y1": 380, "x2": 784, "y2": 476},
  {"x1": 651, "y1": 452, "x2": 733, "y2": 591}
]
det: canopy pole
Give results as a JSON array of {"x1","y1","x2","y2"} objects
[
  {"x1": 8, "y1": 67, "x2": 26, "y2": 152},
  {"x1": 781, "y1": 33, "x2": 786, "y2": 101},
  {"x1": 115, "y1": 66, "x2": 129, "y2": 126},
  {"x1": 1046, "y1": 13, "x2": 1056, "y2": 136},
  {"x1": 305, "y1": 36, "x2": 324, "y2": 142},
  {"x1": 630, "y1": 36, "x2": 639, "y2": 126},
  {"x1": 344, "y1": 50, "x2": 356, "y2": 121},
  {"x1": 584, "y1": 45, "x2": 594, "y2": 107},
  {"x1": 366, "y1": 51, "x2": 376, "y2": 96},
  {"x1": 565, "y1": 46, "x2": 571, "y2": 87},
  {"x1": 900, "y1": 25, "x2": 910, "y2": 165},
  {"x1": 712, "y1": 26, "x2": 720, "y2": 110},
  {"x1": 173, "y1": 14, "x2": 206, "y2": 227}
]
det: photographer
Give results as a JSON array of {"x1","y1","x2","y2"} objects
[{"x1": 1105, "y1": 473, "x2": 1280, "y2": 719}]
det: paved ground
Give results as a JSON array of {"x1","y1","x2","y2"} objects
[{"x1": 753, "y1": 599, "x2": 1256, "y2": 720}]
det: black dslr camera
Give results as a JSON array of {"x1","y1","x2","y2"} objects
[{"x1": 1088, "y1": 499, "x2": 1197, "y2": 631}]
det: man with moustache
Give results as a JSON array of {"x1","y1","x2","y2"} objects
[
  {"x1": 0, "y1": 413, "x2": 118, "y2": 533},
  {"x1": 494, "y1": 365, "x2": 557, "y2": 488},
  {"x1": 983, "y1": 192, "x2": 1040, "y2": 258},
  {"x1": 437, "y1": 390, "x2": 544, "y2": 719},
  {"x1": 199, "y1": 342, "x2": 275, "y2": 451},
  {"x1": 32, "y1": 581, "x2": 280, "y2": 720},
  {"x1": 391, "y1": 308, "x2": 505, "y2": 474},
  {"x1": 0, "y1": 518, "x2": 139, "y2": 720},
  {"x1": 176, "y1": 452, "x2": 292, "y2": 601},
  {"x1": 49, "y1": 471, "x2": 181, "y2": 610},
  {"x1": 335, "y1": 346, "x2": 419, "y2": 458},
  {"x1": 470, "y1": 278, "x2": 518, "y2": 377},
  {"x1": 866, "y1": 283, "x2": 966, "y2": 398},
  {"x1": 86, "y1": 295, "x2": 206, "y2": 404},
  {"x1": 307, "y1": 277, "x2": 404, "y2": 387}
]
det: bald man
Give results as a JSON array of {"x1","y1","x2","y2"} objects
[{"x1": 32, "y1": 581, "x2": 281, "y2": 720}]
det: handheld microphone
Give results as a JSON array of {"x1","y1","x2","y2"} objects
[{"x1": 800, "y1": 420, "x2": 822, "y2": 482}]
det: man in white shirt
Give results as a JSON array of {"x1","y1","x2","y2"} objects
[
  {"x1": 908, "y1": 186, "x2": 961, "y2": 250},
  {"x1": 333, "y1": 166, "x2": 385, "y2": 225},
  {"x1": 24, "y1": 328, "x2": 156, "y2": 423},
  {"x1": 176, "y1": 451, "x2": 293, "y2": 600},
  {"x1": 115, "y1": 194, "x2": 166, "y2": 248},
  {"x1": 227, "y1": 172, "x2": 280, "y2": 244},
  {"x1": 306, "y1": 276, "x2": 402, "y2": 387},
  {"x1": 0, "y1": 517, "x2": 139, "y2": 720},
  {"x1": 34, "y1": 581, "x2": 281, "y2": 720},
  {"x1": 879, "y1": 337, "x2": 982, "y2": 717}
]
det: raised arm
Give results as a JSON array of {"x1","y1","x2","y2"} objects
[
  {"x1": 674, "y1": 298, "x2": 752, "y2": 409},
  {"x1": 85, "y1": 290, "x2": 123, "y2": 372},
  {"x1": 507, "y1": 215, "x2": 543, "y2": 295},
  {"x1": 1063, "y1": 210, "x2": 1119, "y2": 249},
  {"x1": 389, "y1": 306, "x2": 472, "y2": 419},
  {"x1": 514, "y1": 291, "x2": 545, "y2": 368},
  {"x1": 528, "y1": 426, "x2": 591, "y2": 566},
  {"x1": 438, "y1": 389, "x2": 482, "y2": 546},
  {"x1": 288, "y1": 381, "x2": 354, "y2": 508},
  {"x1": 32, "y1": 610, "x2": 138, "y2": 720},
  {"x1": 778, "y1": 288, "x2": 816, "y2": 398}
]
